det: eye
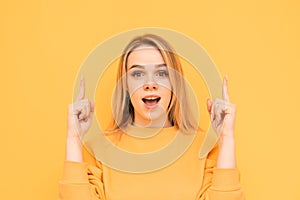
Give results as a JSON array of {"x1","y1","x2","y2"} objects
[
  {"x1": 131, "y1": 71, "x2": 144, "y2": 77},
  {"x1": 156, "y1": 70, "x2": 169, "y2": 77}
]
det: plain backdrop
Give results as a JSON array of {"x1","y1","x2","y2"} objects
[{"x1": 0, "y1": 1, "x2": 299, "y2": 199}]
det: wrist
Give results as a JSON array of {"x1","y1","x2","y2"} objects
[
  {"x1": 218, "y1": 135, "x2": 235, "y2": 146},
  {"x1": 67, "y1": 134, "x2": 82, "y2": 141},
  {"x1": 217, "y1": 135, "x2": 236, "y2": 168},
  {"x1": 66, "y1": 135, "x2": 83, "y2": 162},
  {"x1": 67, "y1": 129, "x2": 83, "y2": 140}
]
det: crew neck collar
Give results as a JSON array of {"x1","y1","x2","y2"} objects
[{"x1": 124, "y1": 124, "x2": 177, "y2": 139}]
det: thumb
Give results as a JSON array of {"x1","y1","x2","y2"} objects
[
  {"x1": 90, "y1": 101, "x2": 95, "y2": 113},
  {"x1": 206, "y1": 99, "x2": 212, "y2": 114}
]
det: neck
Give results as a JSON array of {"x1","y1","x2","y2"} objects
[{"x1": 133, "y1": 118, "x2": 172, "y2": 128}]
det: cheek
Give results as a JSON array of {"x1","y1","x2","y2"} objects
[
  {"x1": 156, "y1": 79, "x2": 172, "y2": 91},
  {"x1": 127, "y1": 80, "x2": 144, "y2": 97},
  {"x1": 129, "y1": 89, "x2": 142, "y2": 107},
  {"x1": 161, "y1": 90, "x2": 172, "y2": 107}
]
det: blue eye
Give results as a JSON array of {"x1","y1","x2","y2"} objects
[
  {"x1": 157, "y1": 71, "x2": 169, "y2": 77},
  {"x1": 131, "y1": 71, "x2": 144, "y2": 77}
]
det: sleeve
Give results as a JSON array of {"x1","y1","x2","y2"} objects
[
  {"x1": 196, "y1": 144, "x2": 245, "y2": 200},
  {"x1": 58, "y1": 146, "x2": 106, "y2": 200}
]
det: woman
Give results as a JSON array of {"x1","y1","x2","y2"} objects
[{"x1": 59, "y1": 34, "x2": 245, "y2": 199}]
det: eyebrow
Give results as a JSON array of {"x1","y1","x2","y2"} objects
[{"x1": 129, "y1": 64, "x2": 167, "y2": 70}]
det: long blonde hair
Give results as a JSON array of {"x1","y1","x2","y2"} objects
[{"x1": 109, "y1": 34, "x2": 198, "y2": 134}]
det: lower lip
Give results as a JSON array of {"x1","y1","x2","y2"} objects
[
  {"x1": 143, "y1": 101, "x2": 159, "y2": 109},
  {"x1": 145, "y1": 104, "x2": 158, "y2": 109}
]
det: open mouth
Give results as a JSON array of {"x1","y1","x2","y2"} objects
[{"x1": 142, "y1": 97, "x2": 161, "y2": 108}]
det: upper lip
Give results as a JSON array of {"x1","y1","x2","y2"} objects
[{"x1": 142, "y1": 94, "x2": 161, "y2": 100}]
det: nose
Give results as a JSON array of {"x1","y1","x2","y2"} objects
[{"x1": 143, "y1": 82, "x2": 158, "y2": 91}]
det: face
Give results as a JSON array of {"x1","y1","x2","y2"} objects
[{"x1": 126, "y1": 45, "x2": 172, "y2": 127}]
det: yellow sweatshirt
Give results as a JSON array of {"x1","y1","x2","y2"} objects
[{"x1": 58, "y1": 125, "x2": 245, "y2": 200}]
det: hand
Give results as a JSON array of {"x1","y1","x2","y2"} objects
[
  {"x1": 67, "y1": 77, "x2": 95, "y2": 139},
  {"x1": 206, "y1": 75, "x2": 236, "y2": 138}
]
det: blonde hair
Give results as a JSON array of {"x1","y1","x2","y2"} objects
[{"x1": 109, "y1": 34, "x2": 198, "y2": 134}]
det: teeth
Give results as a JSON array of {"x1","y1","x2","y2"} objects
[
  {"x1": 144, "y1": 97, "x2": 158, "y2": 100},
  {"x1": 142, "y1": 97, "x2": 161, "y2": 103}
]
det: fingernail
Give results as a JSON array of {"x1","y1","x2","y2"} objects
[{"x1": 225, "y1": 74, "x2": 228, "y2": 81}]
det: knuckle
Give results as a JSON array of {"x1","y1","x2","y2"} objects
[{"x1": 78, "y1": 98, "x2": 90, "y2": 105}]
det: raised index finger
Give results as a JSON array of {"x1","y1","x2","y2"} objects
[
  {"x1": 222, "y1": 75, "x2": 230, "y2": 102},
  {"x1": 76, "y1": 76, "x2": 85, "y2": 101}
]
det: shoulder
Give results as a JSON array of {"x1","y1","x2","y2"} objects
[
  {"x1": 82, "y1": 129, "x2": 123, "y2": 156},
  {"x1": 196, "y1": 127, "x2": 219, "y2": 160},
  {"x1": 188, "y1": 127, "x2": 207, "y2": 146},
  {"x1": 185, "y1": 127, "x2": 219, "y2": 160}
]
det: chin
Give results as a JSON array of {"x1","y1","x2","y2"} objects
[{"x1": 147, "y1": 110, "x2": 168, "y2": 123}]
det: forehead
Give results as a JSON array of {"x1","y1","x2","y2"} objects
[{"x1": 127, "y1": 46, "x2": 165, "y2": 67}]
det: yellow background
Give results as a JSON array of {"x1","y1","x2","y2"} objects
[{"x1": 1, "y1": 0, "x2": 299, "y2": 199}]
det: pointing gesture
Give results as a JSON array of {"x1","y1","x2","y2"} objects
[
  {"x1": 207, "y1": 75, "x2": 236, "y2": 138},
  {"x1": 67, "y1": 77, "x2": 95, "y2": 139},
  {"x1": 76, "y1": 76, "x2": 86, "y2": 101},
  {"x1": 222, "y1": 75, "x2": 230, "y2": 102}
]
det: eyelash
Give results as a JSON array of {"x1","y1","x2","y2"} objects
[
  {"x1": 131, "y1": 71, "x2": 144, "y2": 77},
  {"x1": 130, "y1": 70, "x2": 169, "y2": 78},
  {"x1": 156, "y1": 70, "x2": 169, "y2": 77}
]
